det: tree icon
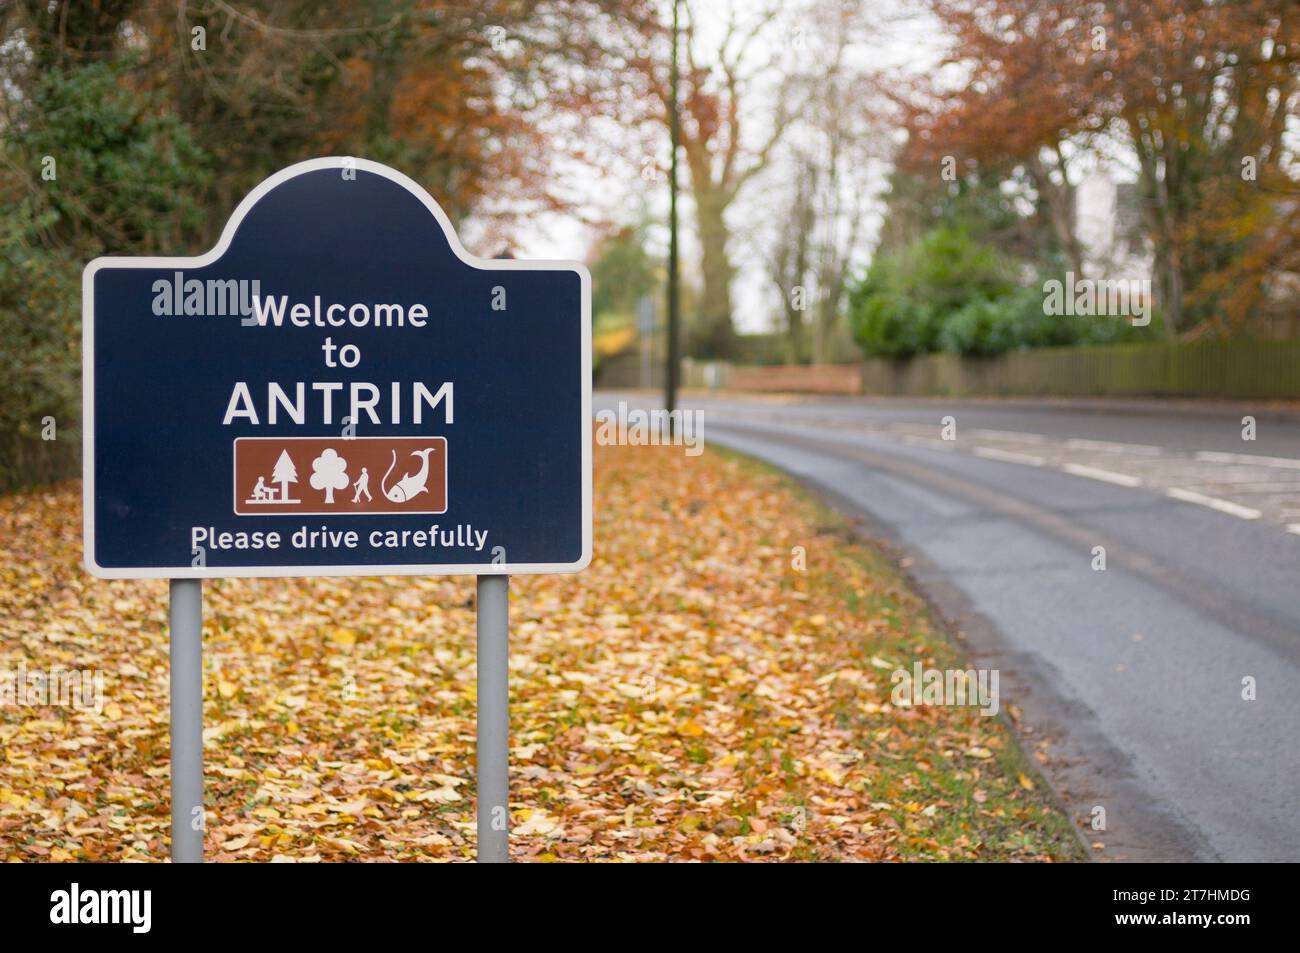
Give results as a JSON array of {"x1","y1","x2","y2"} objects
[
  {"x1": 310, "y1": 448, "x2": 349, "y2": 504},
  {"x1": 271, "y1": 449, "x2": 299, "y2": 502}
]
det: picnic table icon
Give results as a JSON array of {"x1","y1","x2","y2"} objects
[{"x1": 244, "y1": 449, "x2": 301, "y2": 504}]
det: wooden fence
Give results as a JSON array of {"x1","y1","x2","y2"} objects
[{"x1": 653, "y1": 340, "x2": 1300, "y2": 400}]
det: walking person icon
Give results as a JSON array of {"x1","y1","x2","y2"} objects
[{"x1": 352, "y1": 467, "x2": 373, "y2": 504}]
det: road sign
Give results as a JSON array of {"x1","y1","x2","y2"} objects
[
  {"x1": 637, "y1": 295, "x2": 656, "y2": 389},
  {"x1": 83, "y1": 157, "x2": 592, "y2": 579}
]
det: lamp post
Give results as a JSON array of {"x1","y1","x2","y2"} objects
[{"x1": 664, "y1": 0, "x2": 681, "y2": 431}]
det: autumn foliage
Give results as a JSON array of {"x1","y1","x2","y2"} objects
[
  {"x1": 0, "y1": 443, "x2": 1078, "y2": 861},
  {"x1": 899, "y1": 0, "x2": 1298, "y2": 336}
]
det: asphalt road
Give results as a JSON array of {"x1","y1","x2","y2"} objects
[{"x1": 597, "y1": 392, "x2": 1300, "y2": 862}]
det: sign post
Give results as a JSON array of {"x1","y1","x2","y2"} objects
[
  {"x1": 169, "y1": 579, "x2": 204, "y2": 863},
  {"x1": 476, "y1": 574, "x2": 509, "y2": 862},
  {"x1": 83, "y1": 158, "x2": 591, "y2": 863}
]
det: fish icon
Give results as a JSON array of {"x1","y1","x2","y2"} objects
[{"x1": 381, "y1": 447, "x2": 439, "y2": 503}]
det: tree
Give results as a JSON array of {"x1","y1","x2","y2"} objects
[
  {"x1": 142, "y1": 1, "x2": 584, "y2": 243},
  {"x1": 765, "y1": 155, "x2": 818, "y2": 363},
  {"x1": 4, "y1": 0, "x2": 140, "y2": 69},
  {"x1": 0, "y1": 59, "x2": 209, "y2": 256},
  {"x1": 590, "y1": 224, "x2": 659, "y2": 322},
  {"x1": 0, "y1": 0, "x2": 659, "y2": 491},
  {"x1": 802, "y1": 39, "x2": 881, "y2": 365},
  {"x1": 908, "y1": 0, "x2": 1300, "y2": 336},
  {"x1": 0, "y1": 50, "x2": 209, "y2": 488},
  {"x1": 310, "y1": 449, "x2": 349, "y2": 504},
  {"x1": 899, "y1": 1, "x2": 1090, "y2": 276},
  {"x1": 673, "y1": 1, "x2": 825, "y2": 357},
  {"x1": 1098, "y1": 0, "x2": 1298, "y2": 335},
  {"x1": 596, "y1": 1, "x2": 852, "y2": 358},
  {"x1": 272, "y1": 450, "x2": 299, "y2": 502}
]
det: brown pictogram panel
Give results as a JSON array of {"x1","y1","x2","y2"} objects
[{"x1": 234, "y1": 437, "x2": 447, "y2": 515}]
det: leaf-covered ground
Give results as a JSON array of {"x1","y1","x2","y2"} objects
[{"x1": 0, "y1": 442, "x2": 1082, "y2": 861}]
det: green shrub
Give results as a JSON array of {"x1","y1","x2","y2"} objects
[
  {"x1": 852, "y1": 291, "x2": 939, "y2": 359},
  {"x1": 937, "y1": 293, "x2": 1025, "y2": 356},
  {"x1": 853, "y1": 228, "x2": 1162, "y2": 360},
  {"x1": 0, "y1": 60, "x2": 208, "y2": 489},
  {"x1": 850, "y1": 225, "x2": 1015, "y2": 358}
]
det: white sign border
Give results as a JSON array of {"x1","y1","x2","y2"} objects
[{"x1": 83, "y1": 156, "x2": 593, "y2": 580}]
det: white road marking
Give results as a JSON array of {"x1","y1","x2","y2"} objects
[
  {"x1": 1195, "y1": 450, "x2": 1300, "y2": 470},
  {"x1": 1066, "y1": 438, "x2": 1162, "y2": 456},
  {"x1": 1287, "y1": 524, "x2": 1300, "y2": 536},
  {"x1": 974, "y1": 446, "x2": 1046, "y2": 467},
  {"x1": 1193, "y1": 481, "x2": 1300, "y2": 492},
  {"x1": 1166, "y1": 487, "x2": 1262, "y2": 520},
  {"x1": 969, "y1": 429, "x2": 1046, "y2": 444},
  {"x1": 1063, "y1": 463, "x2": 1143, "y2": 487}
]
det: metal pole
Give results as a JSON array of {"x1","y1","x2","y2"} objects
[
  {"x1": 664, "y1": 0, "x2": 681, "y2": 432},
  {"x1": 169, "y1": 578, "x2": 203, "y2": 863},
  {"x1": 476, "y1": 574, "x2": 510, "y2": 862}
]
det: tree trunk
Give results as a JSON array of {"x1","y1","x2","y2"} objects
[
  {"x1": 786, "y1": 303, "x2": 804, "y2": 363},
  {"x1": 1028, "y1": 153, "x2": 1084, "y2": 277},
  {"x1": 1162, "y1": 246, "x2": 1184, "y2": 339},
  {"x1": 691, "y1": 189, "x2": 736, "y2": 358},
  {"x1": 1130, "y1": 116, "x2": 1183, "y2": 339},
  {"x1": 813, "y1": 283, "x2": 839, "y2": 365}
]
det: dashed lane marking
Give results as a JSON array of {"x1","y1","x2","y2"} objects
[
  {"x1": 1062, "y1": 463, "x2": 1143, "y2": 487},
  {"x1": 1166, "y1": 487, "x2": 1262, "y2": 520},
  {"x1": 974, "y1": 446, "x2": 1047, "y2": 467},
  {"x1": 1195, "y1": 450, "x2": 1300, "y2": 470},
  {"x1": 1066, "y1": 438, "x2": 1162, "y2": 456}
]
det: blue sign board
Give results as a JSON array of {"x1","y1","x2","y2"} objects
[{"x1": 83, "y1": 158, "x2": 591, "y2": 578}]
